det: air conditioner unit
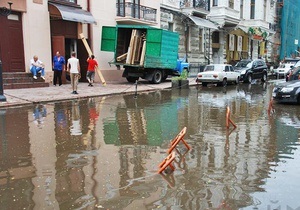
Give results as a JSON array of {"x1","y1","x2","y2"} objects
[{"x1": 168, "y1": 14, "x2": 174, "y2": 22}]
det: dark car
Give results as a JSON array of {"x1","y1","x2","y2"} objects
[
  {"x1": 286, "y1": 63, "x2": 300, "y2": 81},
  {"x1": 272, "y1": 80, "x2": 300, "y2": 104},
  {"x1": 235, "y1": 59, "x2": 268, "y2": 83}
]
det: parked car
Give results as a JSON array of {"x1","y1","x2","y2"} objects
[
  {"x1": 273, "y1": 58, "x2": 299, "y2": 78},
  {"x1": 235, "y1": 59, "x2": 268, "y2": 83},
  {"x1": 196, "y1": 64, "x2": 240, "y2": 87},
  {"x1": 273, "y1": 63, "x2": 294, "y2": 78},
  {"x1": 272, "y1": 80, "x2": 300, "y2": 104},
  {"x1": 286, "y1": 61, "x2": 300, "y2": 81}
]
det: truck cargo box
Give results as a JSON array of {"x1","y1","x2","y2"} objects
[{"x1": 101, "y1": 25, "x2": 179, "y2": 70}]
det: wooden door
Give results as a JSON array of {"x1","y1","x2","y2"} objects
[
  {"x1": 77, "y1": 39, "x2": 89, "y2": 82},
  {"x1": 52, "y1": 36, "x2": 67, "y2": 84},
  {"x1": 0, "y1": 13, "x2": 25, "y2": 72}
]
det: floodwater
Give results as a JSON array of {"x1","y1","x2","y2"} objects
[{"x1": 1, "y1": 81, "x2": 300, "y2": 210}]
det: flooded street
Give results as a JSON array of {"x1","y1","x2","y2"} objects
[{"x1": 1, "y1": 81, "x2": 300, "y2": 209}]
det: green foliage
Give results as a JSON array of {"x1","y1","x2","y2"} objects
[{"x1": 172, "y1": 69, "x2": 188, "y2": 80}]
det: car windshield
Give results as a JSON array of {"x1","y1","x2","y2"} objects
[
  {"x1": 204, "y1": 65, "x2": 222, "y2": 72},
  {"x1": 291, "y1": 66, "x2": 300, "y2": 76},
  {"x1": 246, "y1": 61, "x2": 254, "y2": 68},
  {"x1": 294, "y1": 61, "x2": 300, "y2": 68},
  {"x1": 235, "y1": 60, "x2": 251, "y2": 68},
  {"x1": 279, "y1": 64, "x2": 285, "y2": 68}
]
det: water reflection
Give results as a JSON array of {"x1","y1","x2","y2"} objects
[{"x1": 0, "y1": 83, "x2": 299, "y2": 209}]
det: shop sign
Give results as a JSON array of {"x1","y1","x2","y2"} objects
[{"x1": 248, "y1": 27, "x2": 268, "y2": 40}]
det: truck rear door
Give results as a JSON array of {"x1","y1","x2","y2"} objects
[{"x1": 101, "y1": 26, "x2": 116, "y2": 52}]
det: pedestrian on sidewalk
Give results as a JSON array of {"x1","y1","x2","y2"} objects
[
  {"x1": 86, "y1": 55, "x2": 98, "y2": 87},
  {"x1": 52, "y1": 51, "x2": 65, "y2": 86},
  {"x1": 30, "y1": 55, "x2": 45, "y2": 80},
  {"x1": 67, "y1": 52, "x2": 80, "y2": 94}
]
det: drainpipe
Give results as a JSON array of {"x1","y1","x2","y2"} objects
[{"x1": 87, "y1": 0, "x2": 92, "y2": 52}]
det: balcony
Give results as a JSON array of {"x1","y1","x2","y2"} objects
[
  {"x1": 116, "y1": 2, "x2": 157, "y2": 25},
  {"x1": 207, "y1": 6, "x2": 240, "y2": 27},
  {"x1": 180, "y1": 0, "x2": 210, "y2": 17}
]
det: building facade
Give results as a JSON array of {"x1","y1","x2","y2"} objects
[{"x1": 0, "y1": 0, "x2": 286, "y2": 86}]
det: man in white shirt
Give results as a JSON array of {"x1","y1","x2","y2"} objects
[
  {"x1": 30, "y1": 55, "x2": 45, "y2": 80},
  {"x1": 67, "y1": 52, "x2": 80, "y2": 94}
]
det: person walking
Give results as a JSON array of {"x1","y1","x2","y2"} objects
[
  {"x1": 52, "y1": 51, "x2": 65, "y2": 86},
  {"x1": 30, "y1": 55, "x2": 45, "y2": 80},
  {"x1": 86, "y1": 55, "x2": 98, "y2": 87},
  {"x1": 67, "y1": 52, "x2": 80, "y2": 94}
]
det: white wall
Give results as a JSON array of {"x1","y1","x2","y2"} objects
[{"x1": 23, "y1": 0, "x2": 52, "y2": 75}]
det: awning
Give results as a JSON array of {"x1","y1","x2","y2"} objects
[
  {"x1": 49, "y1": 3, "x2": 96, "y2": 24},
  {"x1": 188, "y1": 16, "x2": 219, "y2": 30}
]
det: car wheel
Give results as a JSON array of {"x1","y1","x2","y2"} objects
[
  {"x1": 151, "y1": 70, "x2": 162, "y2": 84},
  {"x1": 202, "y1": 82, "x2": 208, "y2": 87},
  {"x1": 246, "y1": 74, "x2": 252, "y2": 83},
  {"x1": 235, "y1": 77, "x2": 240, "y2": 84},
  {"x1": 261, "y1": 73, "x2": 267, "y2": 82},
  {"x1": 222, "y1": 78, "x2": 227, "y2": 87},
  {"x1": 297, "y1": 94, "x2": 300, "y2": 105},
  {"x1": 126, "y1": 76, "x2": 139, "y2": 83}
]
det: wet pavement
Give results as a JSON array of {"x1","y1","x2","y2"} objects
[
  {"x1": 1, "y1": 78, "x2": 300, "y2": 209},
  {"x1": 0, "y1": 78, "x2": 197, "y2": 108}
]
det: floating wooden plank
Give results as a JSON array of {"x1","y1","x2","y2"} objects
[{"x1": 79, "y1": 33, "x2": 106, "y2": 86}]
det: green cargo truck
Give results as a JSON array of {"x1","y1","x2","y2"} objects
[{"x1": 101, "y1": 25, "x2": 189, "y2": 84}]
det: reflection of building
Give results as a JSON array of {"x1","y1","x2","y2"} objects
[{"x1": 0, "y1": 109, "x2": 35, "y2": 209}]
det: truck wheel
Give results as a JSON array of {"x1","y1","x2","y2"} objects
[
  {"x1": 202, "y1": 82, "x2": 208, "y2": 87},
  {"x1": 152, "y1": 70, "x2": 162, "y2": 84},
  {"x1": 126, "y1": 77, "x2": 139, "y2": 83}
]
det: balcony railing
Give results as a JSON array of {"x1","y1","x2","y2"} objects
[
  {"x1": 116, "y1": 2, "x2": 157, "y2": 22},
  {"x1": 180, "y1": 0, "x2": 210, "y2": 11}
]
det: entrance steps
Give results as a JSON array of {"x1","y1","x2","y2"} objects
[{"x1": 2, "y1": 72, "x2": 49, "y2": 89}]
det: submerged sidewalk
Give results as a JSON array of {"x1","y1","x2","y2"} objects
[{"x1": 0, "y1": 78, "x2": 197, "y2": 108}]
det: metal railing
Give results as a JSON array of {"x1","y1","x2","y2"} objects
[
  {"x1": 116, "y1": 2, "x2": 157, "y2": 22},
  {"x1": 188, "y1": 62, "x2": 207, "y2": 77},
  {"x1": 180, "y1": 0, "x2": 210, "y2": 11}
]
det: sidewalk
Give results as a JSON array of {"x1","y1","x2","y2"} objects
[{"x1": 0, "y1": 78, "x2": 197, "y2": 108}]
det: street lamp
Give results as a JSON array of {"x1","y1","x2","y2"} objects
[
  {"x1": 0, "y1": 1, "x2": 12, "y2": 16},
  {"x1": 0, "y1": 2, "x2": 13, "y2": 102}
]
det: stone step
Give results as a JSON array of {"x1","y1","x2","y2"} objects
[
  {"x1": 4, "y1": 82, "x2": 49, "y2": 89},
  {"x1": 3, "y1": 72, "x2": 32, "y2": 79},
  {"x1": 2, "y1": 72, "x2": 49, "y2": 89}
]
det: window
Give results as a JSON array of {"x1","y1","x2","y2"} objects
[
  {"x1": 250, "y1": 0, "x2": 255, "y2": 19},
  {"x1": 199, "y1": 29, "x2": 203, "y2": 53},
  {"x1": 213, "y1": 0, "x2": 218, "y2": 6},
  {"x1": 263, "y1": 0, "x2": 267, "y2": 20},
  {"x1": 212, "y1": 31, "x2": 219, "y2": 43},
  {"x1": 240, "y1": 0, "x2": 243, "y2": 19},
  {"x1": 229, "y1": 0, "x2": 234, "y2": 9},
  {"x1": 168, "y1": 22, "x2": 174, "y2": 32}
]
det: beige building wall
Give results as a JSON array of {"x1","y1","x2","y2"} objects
[{"x1": 23, "y1": 0, "x2": 52, "y2": 78}]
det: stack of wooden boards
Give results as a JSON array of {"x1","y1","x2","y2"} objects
[{"x1": 117, "y1": 29, "x2": 146, "y2": 66}]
